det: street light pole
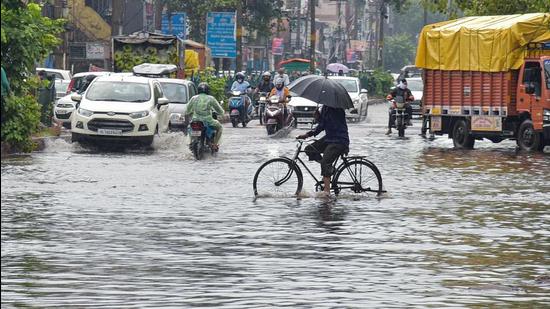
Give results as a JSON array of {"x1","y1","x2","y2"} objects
[
  {"x1": 309, "y1": 0, "x2": 316, "y2": 73},
  {"x1": 236, "y1": 0, "x2": 243, "y2": 72}
]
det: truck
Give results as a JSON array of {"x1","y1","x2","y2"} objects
[{"x1": 416, "y1": 13, "x2": 550, "y2": 151}]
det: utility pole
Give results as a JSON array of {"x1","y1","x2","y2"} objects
[
  {"x1": 377, "y1": 1, "x2": 387, "y2": 68},
  {"x1": 309, "y1": 0, "x2": 316, "y2": 73},
  {"x1": 236, "y1": 0, "x2": 243, "y2": 72},
  {"x1": 112, "y1": 0, "x2": 124, "y2": 36},
  {"x1": 296, "y1": 3, "x2": 301, "y2": 56}
]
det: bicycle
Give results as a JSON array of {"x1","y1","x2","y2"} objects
[{"x1": 253, "y1": 139, "x2": 385, "y2": 197}]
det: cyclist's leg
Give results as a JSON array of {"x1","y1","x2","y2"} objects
[{"x1": 304, "y1": 138, "x2": 326, "y2": 162}]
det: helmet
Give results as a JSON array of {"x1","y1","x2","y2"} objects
[
  {"x1": 399, "y1": 78, "x2": 407, "y2": 84},
  {"x1": 275, "y1": 78, "x2": 284, "y2": 88},
  {"x1": 262, "y1": 71, "x2": 271, "y2": 77},
  {"x1": 197, "y1": 82, "x2": 210, "y2": 95},
  {"x1": 236, "y1": 72, "x2": 245, "y2": 81}
]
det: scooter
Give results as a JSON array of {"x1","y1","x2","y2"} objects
[
  {"x1": 188, "y1": 119, "x2": 217, "y2": 160},
  {"x1": 264, "y1": 95, "x2": 295, "y2": 135},
  {"x1": 228, "y1": 90, "x2": 253, "y2": 128},
  {"x1": 389, "y1": 96, "x2": 409, "y2": 137}
]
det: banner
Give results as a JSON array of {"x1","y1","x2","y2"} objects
[
  {"x1": 206, "y1": 12, "x2": 237, "y2": 58},
  {"x1": 161, "y1": 12, "x2": 187, "y2": 39},
  {"x1": 272, "y1": 38, "x2": 284, "y2": 56},
  {"x1": 346, "y1": 49, "x2": 357, "y2": 63}
]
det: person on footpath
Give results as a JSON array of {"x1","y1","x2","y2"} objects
[
  {"x1": 186, "y1": 82, "x2": 225, "y2": 151},
  {"x1": 296, "y1": 105, "x2": 350, "y2": 197}
]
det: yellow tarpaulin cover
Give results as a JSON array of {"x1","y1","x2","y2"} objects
[{"x1": 415, "y1": 13, "x2": 550, "y2": 72}]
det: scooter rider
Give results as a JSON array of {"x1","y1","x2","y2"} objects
[
  {"x1": 269, "y1": 78, "x2": 290, "y2": 121},
  {"x1": 231, "y1": 72, "x2": 252, "y2": 118},
  {"x1": 186, "y1": 82, "x2": 224, "y2": 151},
  {"x1": 386, "y1": 78, "x2": 414, "y2": 135}
]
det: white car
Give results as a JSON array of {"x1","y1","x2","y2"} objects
[
  {"x1": 288, "y1": 96, "x2": 319, "y2": 126},
  {"x1": 157, "y1": 78, "x2": 197, "y2": 130},
  {"x1": 71, "y1": 75, "x2": 170, "y2": 146},
  {"x1": 36, "y1": 68, "x2": 72, "y2": 80},
  {"x1": 328, "y1": 76, "x2": 369, "y2": 121},
  {"x1": 53, "y1": 71, "x2": 113, "y2": 128},
  {"x1": 406, "y1": 77, "x2": 424, "y2": 116}
]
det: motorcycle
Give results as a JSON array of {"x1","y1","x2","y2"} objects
[
  {"x1": 257, "y1": 92, "x2": 268, "y2": 125},
  {"x1": 228, "y1": 90, "x2": 253, "y2": 128},
  {"x1": 188, "y1": 119, "x2": 217, "y2": 160},
  {"x1": 264, "y1": 95, "x2": 295, "y2": 135},
  {"x1": 389, "y1": 96, "x2": 409, "y2": 137}
]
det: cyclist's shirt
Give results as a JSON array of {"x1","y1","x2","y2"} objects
[{"x1": 308, "y1": 105, "x2": 349, "y2": 146}]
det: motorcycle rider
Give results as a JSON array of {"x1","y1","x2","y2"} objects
[
  {"x1": 186, "y1": 82, "x2": 225, "y2": 151},
  {"x1": 256, "y1": 71, "x2": 274, "y2": 93},
  {"x1": 274, "y1": 68, "x2": 290, "y2": 87},
  {"x1": 386, "y1": 78, "x2": 414, "y2": 135},
  {"x1": 269, "y1": 78, "x2": 290, "y2": 122},
  {"x1": 230, "y1": 72, "x2": 252, "y2": 119}
]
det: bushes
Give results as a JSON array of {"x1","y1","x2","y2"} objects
[
  {"x1": 190, "y1": 69, "x2": 229, "y2": 109},
  {"x1": 358, "y1": 69, "x2": 394, "y2": 98},
  {"x1": 1, "y1": 95, "x2": 41, "y2": 152}
]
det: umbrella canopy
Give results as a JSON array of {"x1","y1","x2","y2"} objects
[
  {"x1": 326, "y1": 63, "x2": 349, "y2": 73},
  {"x1": 288, "y1": 75, "x2": 354, "y2": 109}
]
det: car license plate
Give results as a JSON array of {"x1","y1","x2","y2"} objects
[
  {"x1": 98, "y1": 129, "x2": 122, "y2": 135},
  {"x1": 190, "y1": 130, "x2": 202, "y2": 137},
  {"x1": 297, "y1": 117, "x2": 313, "y2": 123},
  {"x1": 56, "y1": 109, "x2": 68, "y2": 114}
]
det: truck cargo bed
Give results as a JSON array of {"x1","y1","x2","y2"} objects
[{"x1": 424, "y1": 70, "x2": 519, "y2": 116}]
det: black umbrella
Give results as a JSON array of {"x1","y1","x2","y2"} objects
[{"x1": 288, "y1": 75, "x2": 354, "y2": 109}]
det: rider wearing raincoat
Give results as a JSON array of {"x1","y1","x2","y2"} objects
[{"x1": 186, "y1": 82, "x2": 225, "y2": 149}]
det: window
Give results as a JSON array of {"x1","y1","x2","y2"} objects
[
  {"x1": 335, "y1": 79, "x2": 359, "y2": 92},
  {"x1": 86, "y1": 81, "x2": 151, "y2": 102},
  {"x1": 188, "y1": 84, "x2": 197, "y2": 97},
  {"x1": 160, "y1": 82, "x2": 188, "y2": 104},
  {"x1": 544, "y1": 60, "x2": 550, "y2": 90},
  {"x1": 523, "y1": 62, "x2": 542, "y2": 96}
]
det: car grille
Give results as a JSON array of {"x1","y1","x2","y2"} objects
[
  {"x1": 87, "y1": 118, "x2": 135, "y2": 132},
  {"x1": 55, "y1": 112, "x2": 72, "y2": 120},
  {"x1": 293, "y1": 111, "x2": 315, "y2": 118},
  {"x1": 293, "y1": 106, "x2": 316, "y2": 112}
]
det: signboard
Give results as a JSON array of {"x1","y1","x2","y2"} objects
[
  {"x1": 86, "y1": 42, "x2": 105, "y2": 59},
  {"x1": 430, "y1": 116, "x2": 442, "y2": 131},
  {"x1": 346, "y1": 49, "x2": 357, "y2": 63},
  {"x1": 206, "y1": 12, "x2": 237, "y2": 58},
  {"x1": 471, "y1": 115, "x2": 502, "y2": 132},
  {"x1": 272, "y1": 38, "x2": 284, "y2": 56},
  {"x1": 161, "y1": 12, "x2": 187, "y2": 39}
]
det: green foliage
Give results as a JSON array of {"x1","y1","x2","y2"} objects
[
  {"x1": 1, "y1": 3, "x2": 65, "y2": 95},
  {"x1": 423, "y1": 0, "x2": 549, "y2": 17},
  {"x1": 1, "y1": 3, "x2": 65, "y2": 152},
  {"x1": 191, "y1": 69, "x2": 229, "y2": 108},
  {"x1": 383, "y1": 33, "x2": 416, "y2": 72},
  {"x1": 359, "y1": 69, "x2": 394, "y2": 97},
  {"x1": 1, "y1": 94, "x2": 41, "y2": 152}
]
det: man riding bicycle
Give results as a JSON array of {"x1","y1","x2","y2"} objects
[{"x1": 296, "y1": 105, "x2": 349, "y2": 196}]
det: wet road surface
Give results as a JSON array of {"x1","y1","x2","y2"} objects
[{"x1": 2, "y1": 103, "x2": 549, "y2": 307}]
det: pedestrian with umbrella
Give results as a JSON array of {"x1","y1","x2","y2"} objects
[{"x1": 294, "y1": 76, "x2": 352, "y2": 197}]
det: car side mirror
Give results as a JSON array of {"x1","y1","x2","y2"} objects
[
  {"x1": 71, "y1": 94, "x2": 82, "y2": 102},
  {"x1": 361, "y1": 88, "x2": 368, "y2": 93},
  {"x1": 525, "y1": 82, "x2": 536, "y2": 95},
  {"x1": 157, "y1": 97, "x2": 169, "y2": 106}
]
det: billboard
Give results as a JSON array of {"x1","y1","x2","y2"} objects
[
  {"x1": 272, "y1": 38, "x2": 284, "y2": 56},
  {"x1": 161, "y1": 12, "x2": 187, "y2": 39},
  {"x1": 206, "y1": 12, "x2": 237, "y2": 58}
]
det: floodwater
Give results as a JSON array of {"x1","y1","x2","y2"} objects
[{"x1": 2, "y1": 104, "x2": 549, "y2": 307}]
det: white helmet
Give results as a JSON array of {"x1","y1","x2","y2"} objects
[{"x1": 262, "y1": 71, "x2": 271, "y2": 77}]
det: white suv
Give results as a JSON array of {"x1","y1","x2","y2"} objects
[
  {"x1": 328, "y1": 76, "x2": 369, "y2": 121},
  {"x1": 71, "y1": 75, "x2": 170, "y2": 146}
]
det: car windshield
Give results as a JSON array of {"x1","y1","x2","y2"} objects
[
  {"x1": 407, "y1": 79, "x2": 423, "y2": 91},
  {"x1": 86, "y1": 81, "x2": 151, "y2": 102},
  {"x1": 160, "y1": 82, "x2": 188, "y2": 103},
  {"x1": 544, "y1": 60, "x2": 550, "y2": 89},
  {"x1": 55, "y1": 80, "x2": 69, "y2": 93},
  {"x1": 335, "y1": 79, "x2": 358, "y2": 92}
]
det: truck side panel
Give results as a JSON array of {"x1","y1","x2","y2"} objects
[{"x1": 424, "y1": 70, "x2": 519, "y2": 116}]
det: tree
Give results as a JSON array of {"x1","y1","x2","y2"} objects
[
  {"x1": 383, "y1": 33, "x2": 416, "y2": 72},
  {"x1": 427, "y1": 0, "x2": 549, "y2": 17}
]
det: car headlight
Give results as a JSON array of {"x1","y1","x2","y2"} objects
[
  {"x1": 129, "y1": 110, "x2": 149, "y2": 119},
  {"x1": 78, "y1": 108, "x2": 93, "y2": 117}
]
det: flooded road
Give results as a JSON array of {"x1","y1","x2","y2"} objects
[{"x1": 2, "y1": 103, "x2": 549, "y2": 307}]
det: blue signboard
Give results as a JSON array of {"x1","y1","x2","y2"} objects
[
  {"x1": 161, "y1": 12, "x2": 187, "y2": 39},
  {"x1": 206, "y1": 12, "x2": 237, "y2": 58}
]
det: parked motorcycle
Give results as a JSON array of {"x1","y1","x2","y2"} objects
[
  {"x1": 264, "y1": 95, "x2": 295, "y2": 135},
  {"x1": 389, "y1": 96, "x2": 409, "y2": 137},
  {"x1": 188, "y1": 120, "x2": 217, "y2": 160},
  {"x1": 228, "y1": 90, "x2": 253, "y2": 128}
]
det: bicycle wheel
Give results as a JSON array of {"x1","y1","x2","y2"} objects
[
  {"x1": 253, "y1": 158, "x2": 303, "y2": 197},
  {"x1": 332, "y1": 159, "x2": 383, "y2": 196}
]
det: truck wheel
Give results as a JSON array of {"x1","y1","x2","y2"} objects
[
  {"x1": 452, "y1": 119, "x2": 475, "y2": 149},
  {"x1": 517, "y1": 119, "x2": 542, "y2": 151}
]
